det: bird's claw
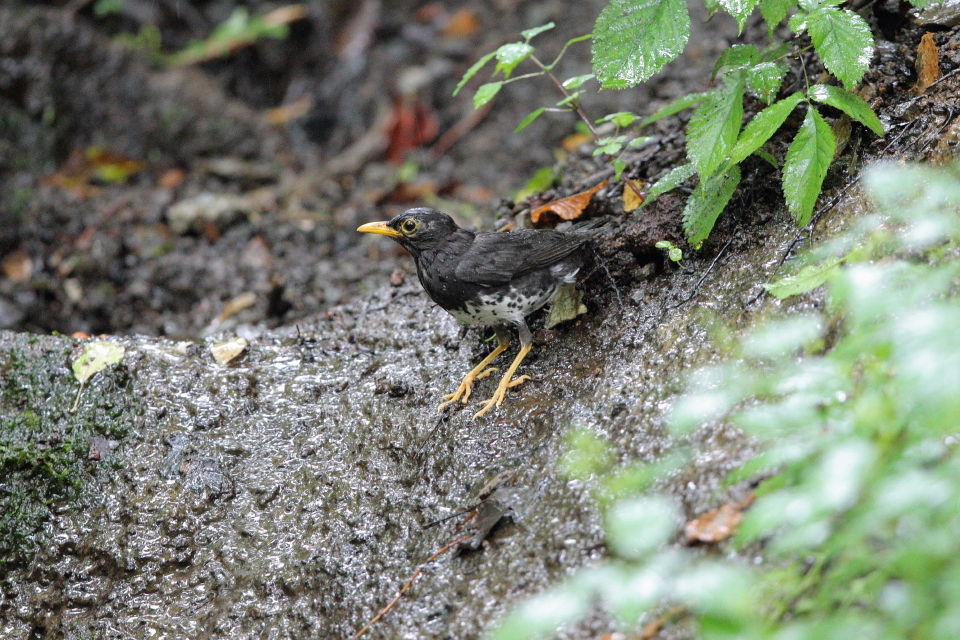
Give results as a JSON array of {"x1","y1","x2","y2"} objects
[{"x1": 471, "y1": 375, "x2": 531, "y2": 419}]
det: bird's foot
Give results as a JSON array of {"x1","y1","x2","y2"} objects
[
  {"x1": 437, "y1": 368, "x2": 500, "y2": 412},
  {"x1": 471, "y1": 375, "x2": 531, "y2": 419}
]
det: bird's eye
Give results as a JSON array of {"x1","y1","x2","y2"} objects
[{"x1": 401, "y1": 219, "x2": 418, "y2": 234}]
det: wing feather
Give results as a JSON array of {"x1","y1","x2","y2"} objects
[{"x1": 454, "y1": 230, "x2": 587, "y2": 286}]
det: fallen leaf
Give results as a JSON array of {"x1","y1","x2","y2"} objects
[
  {"x1": 71, "y1": 331, "x2": 90, "y2": 339},
  {"x1": 264, "y1": 95, "x2": 313, "y2": 125},
  {"x1": 211, "y1": 337, "x2": 249, "y2": 365},
  {"x1": 72, "y1": 341, "x2": 125, "y2": 411},
  {"x1": 241, "y1": 236, "x2": 273, "y2": 269},
  {"x1": 684, "y1": 494, "x2": 754, "y2": 543},
  {"x1": 622, "y1": 179, "x2": 646, "y2": 212},
  {"x1": 217, "y1": 292, "x2": 257, "y2": 324},
  {"x1": 561, "y1": 132, "x2": 592, "y2": 151},
  {"x1": 911, "y1": 32, "x2": 939, "y2": 95},
  {"x1": 158, "y1": 168, "x2": 186, "y2": 190},
  {"x1": 530, "y1": 180, "x2": 606, "y2": 224},
  {"x1": 384, "y1": 96, "x2": 439, "y2": 164},
  {"x1": 1, "y1": 248, "x2": 33, "y2": 282},
  {"x1": 545, "y1": 282, "x2": 586, "y2": 328},
  {"x1": 442, "y1": 8, "x2": 479, "y2": 37}
]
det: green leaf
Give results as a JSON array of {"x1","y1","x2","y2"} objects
[
  {"x1": 638, "y1": 92, "x2": 709, "y2": 127},
  {"x1": 729, "y1": 91, "x2": 803, "y2": 164},
  {"x1": 754, "y1": 147, "x2": 780, "y2": 167},
  {"x1": 806, "y1": 7, "x2": 873, "y2": 88},
  {"x1": 656, "y1": 240, "x2": 684, "y2": 261},
  {"x1": 607, "y1": 497, "x2": 679, "y2": 559},
  {"x1": 783, "y1": 106, "x2": 836, "y2": 225},
  {"x1": 747, "y1": 61, "x2": 788, "y2": 104},
  {"x1": 473, "y1": 81, "x2": 503, "y2": 108},
  {"x1": 454, "y1": 51, "x2": 496, "y2": 97},
  {"x1": 719, "y1": 0, "x2": 762, "y2": 32},
  {"x1": 807, "y1": 84, "x2": 883, "y2": 135},
  {"x1": 683, "y1": 165, "x2": 742, "y2": 246},
  {"x1": 521, "y1": 22, "x2": 555, "y2": 41},
  {"x1": 598, "y1": 111, "x2": 639, "y2": 127},
  {"x1": 514, "y1": 107, "x2": 546, "y2": 133},
  {"x1": 593, "y1": 135, "x2": 627, "y2": 156},
  {"x1": 592, "y1": 0, "x2": 691, "y2": 89},
  {"x1": 788, "y1": 10, "x2": 808, "y2": 31},
  {"x1": 686, "y1": 73, "x2": 745, "y2": 178},
  {"x1": 555, "y1": 91, "x2": 584, "y2": 107},
  {"x1": 712, "y1": 44, "x2": 760, "y2": 79},
  {"x1": 613, "y1": 159, "x2": 627, "y2": 180},
  {"x1": 763, "y1": 257, "x2": 842, "y2": 298},
  {"x1": 642, "y1": 163, "x2": 697, "y2": 207},
  {"x1": 563, "y1": 74, "x2": 596, "y2": 90},
  {"x1": 495, "y1": 42, "x2": 534, "y2": 78},
  {"x1": 759, "y1": 0, "x2": 796, "y2": 35}
]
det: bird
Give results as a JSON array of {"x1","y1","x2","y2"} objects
[{"x1": 358, "y1": 207, "x2": 594, "y2": 418}]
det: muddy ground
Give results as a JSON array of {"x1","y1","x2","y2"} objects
[{"x1": 1, "y1": 1, "x2": 959, "y2": 639}]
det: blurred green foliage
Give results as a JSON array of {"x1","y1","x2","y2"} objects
[{"x1": 491, "y1": 162, "x2": 960, "y2": 639}]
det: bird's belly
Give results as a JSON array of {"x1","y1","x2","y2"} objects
[{"x1": 445, "y1": 286, "x2": 557, "y2": 327}]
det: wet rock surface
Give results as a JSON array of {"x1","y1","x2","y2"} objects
[{"x1": 1, "y1": 1, "x2": 958, "y2": 638}]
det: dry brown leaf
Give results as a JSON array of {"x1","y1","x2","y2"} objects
[
  {"x1": 561, "y1": 132, "x2": 592, "y2": 151},
  {"x1": 912, "y1": 32, "x2": 940, "y2": 95},
  {"x1": 684, "y1": 494, "x2": 754, "y2": 543},
  {"x1": 384, "y1": 96, "x2": 439, "y2": 164},
  {"x1": 158, "y1": 168, "x2": 186, "y2": 190},
  {"x1": 217, "y1": 292, "x2": 257, "y2": 324},
  {"x1": 264, "y1": 96, "x2": 313, "y2": 125},
  {"x1": 530, "y1": 180, "x2": 606, "y2": 225},
  {"x1": 443, "y1": 8, "x2": 480, "y2": 37},
  {"x1": 623, "y1": 179, "x2": 646, "y2": 212},
  {"x1": 1, "y1": 248, "x2": 33, "y2": 283}
]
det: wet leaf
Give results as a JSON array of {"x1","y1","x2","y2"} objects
[
  {"x1": 73, "y1": 341, "x2": 125, "y2": 385},
  {"x1": 638, "y1": 92, "x2": 709, "y2": 127},
  {"x1": 729, "y1": 92, "x2": 804, "y2": 164},
  {"x1": 514, "y1": 107, "x2": 545, "y2": 133},
  {"x1": 712, "y1": 44, "x2": 759, "y2": 78},
  {"x1": 807, "y1": 84, "x2": 883, "y2": 135},
  {"x1": 454, "y1": 51, "x2": 496, "y2": 97},
  {"x1": 211, "y1": 337, "x2": 249, "y2": 365},
  {"x1": 656, "y1": 240, "x2": 683, "y2": 262},
  {"x1": 642, "y1": 163, "x2": 696, "y2": 207},
  {"x1": 783, "y1": 107, "x2": 835, "y2": 225},
  {"x1": 759, "y1": 0, "x2": 793, "y2": 35},
  {"x1": 530, "y1": 180, "x2": 607, "y2": 224},
  {"x1": 719, "y1": 0, "x2": 761, "y2": 32},
  {"x1": 623, "y1": 179, "x2": 646, "y2": 211},
  {"x1": 683, "y1": 165, "x2": 741, "y2": 247},
  {"x1": 686, "y1": 73, "x2": 745, "y2": 177},
  {"x1": 592, "y1": 0, "x2": 691, "y2": 89},
  {"x1": 473, "y1": 82, "x2": 503, "y2": 108},
  {"x1": 746, "y1": 61, "x2": 787, "y2": 104},
  {"x1": 521, "y1": 22, "x2": 555, "y2": 41},
  {"x1": 805, "y1": 7, "x2": 873, "y2": 88},
  {"x1": 684, "y1": 494, "x2": 754, "y2": 543},
  {"x1": 562, "y1": 74, "x2": 596, "y2": 90},
  {"x1": 911, "y1": 32, "x2": 939, "y2": 95},
  {"x1": 494, "y1": 43, "x2": 533, "y2": 78}
]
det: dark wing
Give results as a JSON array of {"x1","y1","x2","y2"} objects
[{"x1": 454, "y1": 230, "x2": 587, "y2": 286}]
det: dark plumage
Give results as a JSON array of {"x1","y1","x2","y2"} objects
[{"x1": 358, "y1": 207, "x2": 593, "y2": 418}]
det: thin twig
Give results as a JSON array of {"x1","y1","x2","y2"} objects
[
  {"x1": 350, "y1": 533, "x2": 473, "y2": 640},
  {"x1": 666, "y1": 236, "x2": 735, "y2": 310}
]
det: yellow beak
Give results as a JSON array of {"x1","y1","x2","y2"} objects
[{"x1": 357, "y1": 221, "x2": 402, "y2": 238}]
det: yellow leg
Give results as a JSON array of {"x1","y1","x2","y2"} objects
[
  {"x1": 472, "y1": 344, "x2": 532, "y2": 419},
  {"x1": 438, "y1": 337, "x2": 509, "y2": 412}
]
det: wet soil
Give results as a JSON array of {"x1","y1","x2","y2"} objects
[{"x1": 1, "y1": 0, "x2": 959, "y2": 639}]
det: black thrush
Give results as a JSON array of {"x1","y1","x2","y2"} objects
[{"x1": 358, "y1": 207, "x2": 593, "y2": 418}]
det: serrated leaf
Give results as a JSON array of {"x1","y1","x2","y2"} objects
[
  {"x1": 762, "y1": 257, "x2": 841, "y2": 298},
  {"x1": 783, "y1": 106, "x2": 836, "y2": 225},
  {"x1": 806, "y1": 7, "x2": 873, "y2": 88},
  {"x1": 521, "y1": 22, "x2": 555, "y2": 41},
  {"x1": 514, "y1": 107, "x2": 546, "y2": 133},
  {"x1": 638, "y1": 92, "x2": 709, "y2": 127},
  {"x1": 719, "y1": 0, "x2": 761, "y2": 32},
  {"x1": 788, "y1": 11, "x2": 808, "y2": 31},
  {"x1": 747, "y1": 61, "x2": 787, "y2": 104},
  {"x1": 754, "y1": 147, "x2": 780, "y2": 167},
  {"x1": 495, "y1": 42, "x2": 534, "y2": 78},
  {"x1": 807, "y1": 84, "x2": 883, "y2": 135},
  {"x1": 473, "y1": 82, "x2": 503, "y2": 108},
  {"x1": 760, "y1": 0, "x2": 795, "y2": 36},
  {"x1": 683, "y1": 166, "x2": 742, "y2": 246},
  {"x1": 712, "y1": 44, "x2": 760, "y2": 79},
  {"x1": 563, "y1": 74, "x2": 596, "y2": 90},
  {"x1": 798, "y1": 0, "x2": 820, "y2": 10},
  {"x1": 729, "y1": 91, "x2": 803, "y2": 164},
  {"x1": 453, "y1": 51, "x2": 496, "y2": 97},
  {"x1": 641, "y1": 163, "x2": 697, "y2": 207},
  {"x1": 592, "y1": 0, "x2": 691, "y2": 89},
  {"x1": 686, "y1": 73, "x2": 745, "y2": 177},
  {"x1": 73, "y1": 341, "x2": 125, "y2": 384}
]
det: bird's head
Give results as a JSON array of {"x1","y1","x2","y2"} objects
[{"x1": 357, "y1": 208, "x2": 461, "y2": 257}]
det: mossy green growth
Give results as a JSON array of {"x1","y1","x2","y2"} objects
[{"x1": 0, "y1": 336, "x2": 136, "y2": 570}]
